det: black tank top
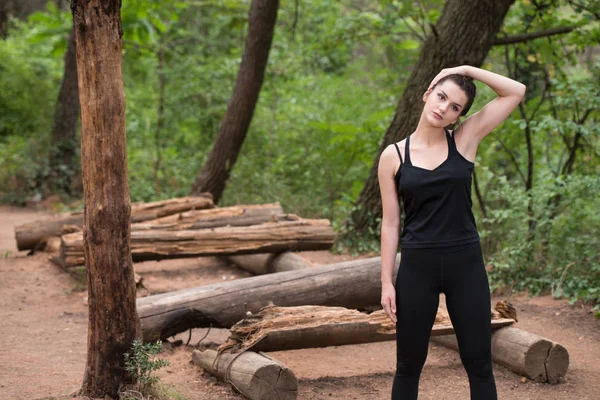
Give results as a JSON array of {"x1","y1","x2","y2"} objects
[{"x1": 393, "y1": 129, "x2": 480, "y2": 249}]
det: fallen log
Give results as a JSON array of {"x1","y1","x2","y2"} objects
[
  {"x1": 218, "y1": 304, "x2": 516, "y2": 353},
  {"x1": 138, "y1": 255, "x2": 400, "y2": 341},
  {"x1": 58, "y1": 217, "x2": 336, "y2": 268},
  {"x1": 221, "y1": 252, "x2": 311, "y2": 275},
  {"x1": 133, "y1": 202, "x2": 284, "y2": 231},
  {"x1": 192, "y1": 349, "x2": 297, "y2": 400},
  {"x1": 14, "y1": 195, "x2": 214, "y2": 251},
  {"x1": 432, "y1": 327, "x2": 569, "y2": 383}
]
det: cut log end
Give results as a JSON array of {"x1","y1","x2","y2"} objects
[{"x1": 546, "y1": 343, "x2": 569, "y2": 384}]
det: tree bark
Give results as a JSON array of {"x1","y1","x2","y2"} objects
[
  {"x1": 189, "y1": 0, "x2": 279, "y2": 203},
  {"x1": 72, "y1": 0, "x2": 138, "y2": 397},
  {"x1": 58, "y1": 217, "x2": 336, "y2": 268},
  {"x1": 47, "y1": 28, "x2": 80, "y2": 196},
  {"x1": 348, "y1": 0, "x2": 516, "y2": 235},
  {"x1": 192, "y1": 349, "x2": 298, "y2": 400},
  {"x1": 0, "y1": 1, "x2": 8, "y2": 39},
  {"x1": 137, "y1": 255, "x2": 401, "y2": 341}
]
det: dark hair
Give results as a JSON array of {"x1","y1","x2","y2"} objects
[{"x1": 433, "y1": 74, "x2": 476, "y2": 116}]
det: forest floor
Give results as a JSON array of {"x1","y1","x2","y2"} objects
[{"x1": 1, "y1": 204, "x2": 599, "y2": 400}]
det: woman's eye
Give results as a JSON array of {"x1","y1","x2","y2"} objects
[
  {"x1": 453, "y1": 106, "x2": 459, "y2": 111},
  {"x1": 438, "y1": 93, "x2": 444, "y2": 99}
]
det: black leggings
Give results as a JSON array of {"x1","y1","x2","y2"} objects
[{"x1": 391, "y1": 241, "x2": 497, "y2": 399}]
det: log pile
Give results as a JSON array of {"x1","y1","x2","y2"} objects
[
  {"x1": 14, "y1": 195, "x2": 215, "y2": 251},
  {"x1": 57, "y1": 216, "x2": 335, "y2": 268},
  {"x1": 15, "y1": 198, "x2": 337, "y2": 269}
]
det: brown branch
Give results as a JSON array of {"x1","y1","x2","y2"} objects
[
  {"x1": 493, "y1": 26, "x2": 577, "y2": 45},
  {"x1": 497, "y1": 138, "x2": 528, "y2": 186},
  {"x1": 473, "y1": 168, "x2": 487, "y2": 219}
]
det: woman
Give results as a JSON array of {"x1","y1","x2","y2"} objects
[{"x1": 378, "y1": 65, "x2": 526, "y2": 399}]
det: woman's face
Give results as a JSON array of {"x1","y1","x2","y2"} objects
[{"x1": 423, "y1": 80, "x2": 468, "y2": 128}]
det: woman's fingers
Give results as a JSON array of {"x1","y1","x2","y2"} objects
[{"x1": 382, "y1": 295, "x2": 397, "y2": 323}]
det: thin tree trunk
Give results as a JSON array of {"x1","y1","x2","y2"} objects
[
  {"x1": 347, "y1": 0, "x2": 516, "y2": 235},
  {"x1": 190, "y1": 0, "x2": 279, "y2": 203},
  {"x1": 0, "y1": 1, "x2": 8, "y2": 39},
  {"x1": 47, "y1": 28, "x2": 80, "y2": 196},
  {"x1": 72, "y1": 0, "x2": 138, "y2": 397}
]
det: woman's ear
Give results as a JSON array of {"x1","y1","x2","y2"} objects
[{"x1": 422, "y1": 89, "x2": 431, "y2": 102}]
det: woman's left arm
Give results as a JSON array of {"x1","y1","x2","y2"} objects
[{"x1": 458, "y1": 66, "x2": 526, "y2": 143}]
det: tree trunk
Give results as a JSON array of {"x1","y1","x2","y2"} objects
[
  {"x1": 191, "y1": 349, "x2": 298, "y2": 400},
  {"x1": 72, "y1": 0, "x2": 138, "y2": 397},
  {"x1": 58, "y1": 217, "x2": 336, "y2": 268},
  {"x1": 348, "y1": 0, "x2": 516, "y2": 235},
  {"x1": 189, "y1": 0, "x2": 279, "y2": 203},
  {"x1": 137, "y1": 255, "x2": 401, "y2": 341},
  {"x1": 0, "y1": 1, "x2": 8, "y2": 39},
  {"x1": 47, "y1": 28, "x2": 80, "y2": 196}
]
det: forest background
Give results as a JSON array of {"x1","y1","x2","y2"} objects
[{"x1": 0, "y1": 0, "x2": 599, "y2": 314}]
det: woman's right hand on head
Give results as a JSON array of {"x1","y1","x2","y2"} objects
[{"x1": 381, "y1": 282, "x2": 397, "y2": 323}]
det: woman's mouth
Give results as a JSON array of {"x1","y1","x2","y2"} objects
[{"x1": 433, "y1": 112, "x2": 443, "y2": 120}]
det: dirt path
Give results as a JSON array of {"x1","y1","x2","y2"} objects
[{"x1": 0, "y1": 205, "x2": 599, "y2": 400}]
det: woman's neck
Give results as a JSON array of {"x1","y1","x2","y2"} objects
[{"x1": 411, "y1": 117, "x2": 446, "y2": 146}]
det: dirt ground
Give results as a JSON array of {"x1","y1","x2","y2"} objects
[{"x1": 1, "y1": 205, "x2": 599, "y2": 400}]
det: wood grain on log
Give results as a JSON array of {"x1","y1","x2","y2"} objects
[
  {"x1": 192, "y1": 349, "x2": 297, "y2": 400},
  {"x1": 133, "y1": 202, "x2": 283, "y2": 231},
  {"x1": 58, "y1": 217, "x2": 336, "y2": 268}
]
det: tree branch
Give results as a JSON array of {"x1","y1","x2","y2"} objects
[{"x1": 493, "y1": 26, "x2": 577, "y2": 45}]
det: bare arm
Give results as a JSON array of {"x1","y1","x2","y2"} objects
[
  {"x1": 378, "y1": 145, "x2": 401, "y2": 323},
  {"x1": 460, "y1": 66, "x2": 526, "y2": 142},
  {"x1": 428, "y1": 65, "x2": 526, "y2": 150}
]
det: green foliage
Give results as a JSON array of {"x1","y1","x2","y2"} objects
[{"x1": 123, "y1": 340, "x2": 171, "y2": 391}]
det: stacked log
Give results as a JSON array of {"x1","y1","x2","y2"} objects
[
  {"x1": 57, "y1": 217, "x2": 336, "y2": 268},
  {"x1": 14, "y1": 195, "x2": 214, "y2": 251},
  {"x1": 132, "y1": 202, "x2": 283, "y2": 231}
]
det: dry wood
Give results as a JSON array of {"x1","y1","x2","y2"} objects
[
  {"x1": 222, "y1": 252, "x2": 310, "y2": 275},
  {"x1": 432, "y1": 327, "x2": 569, "y2": 383},
  {"x1": 14, "y1": 195, "x2": 214, "y2": 251},
  {"x1": 137, "y1": 255, "x2": 400, "y2": 341},
  {"x1": 218, "y1": 304, "x2": 515, "y2": 353},
  {"x1": 58, "y1": 217, "x2": 335, "y2": 268},
  {"x1": 132, "y1": 202, "x2": 283, "y2": 231},
  {"x1": 72, "y1": 0, "x2": 137, "y2": 395},
  {"x1": 192, "y1": 349, "x2": 297, "y2": 400}
]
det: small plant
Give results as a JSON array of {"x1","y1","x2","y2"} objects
[{"x1": 124, "y1": 339, "x2": 171, "y2": 392}]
